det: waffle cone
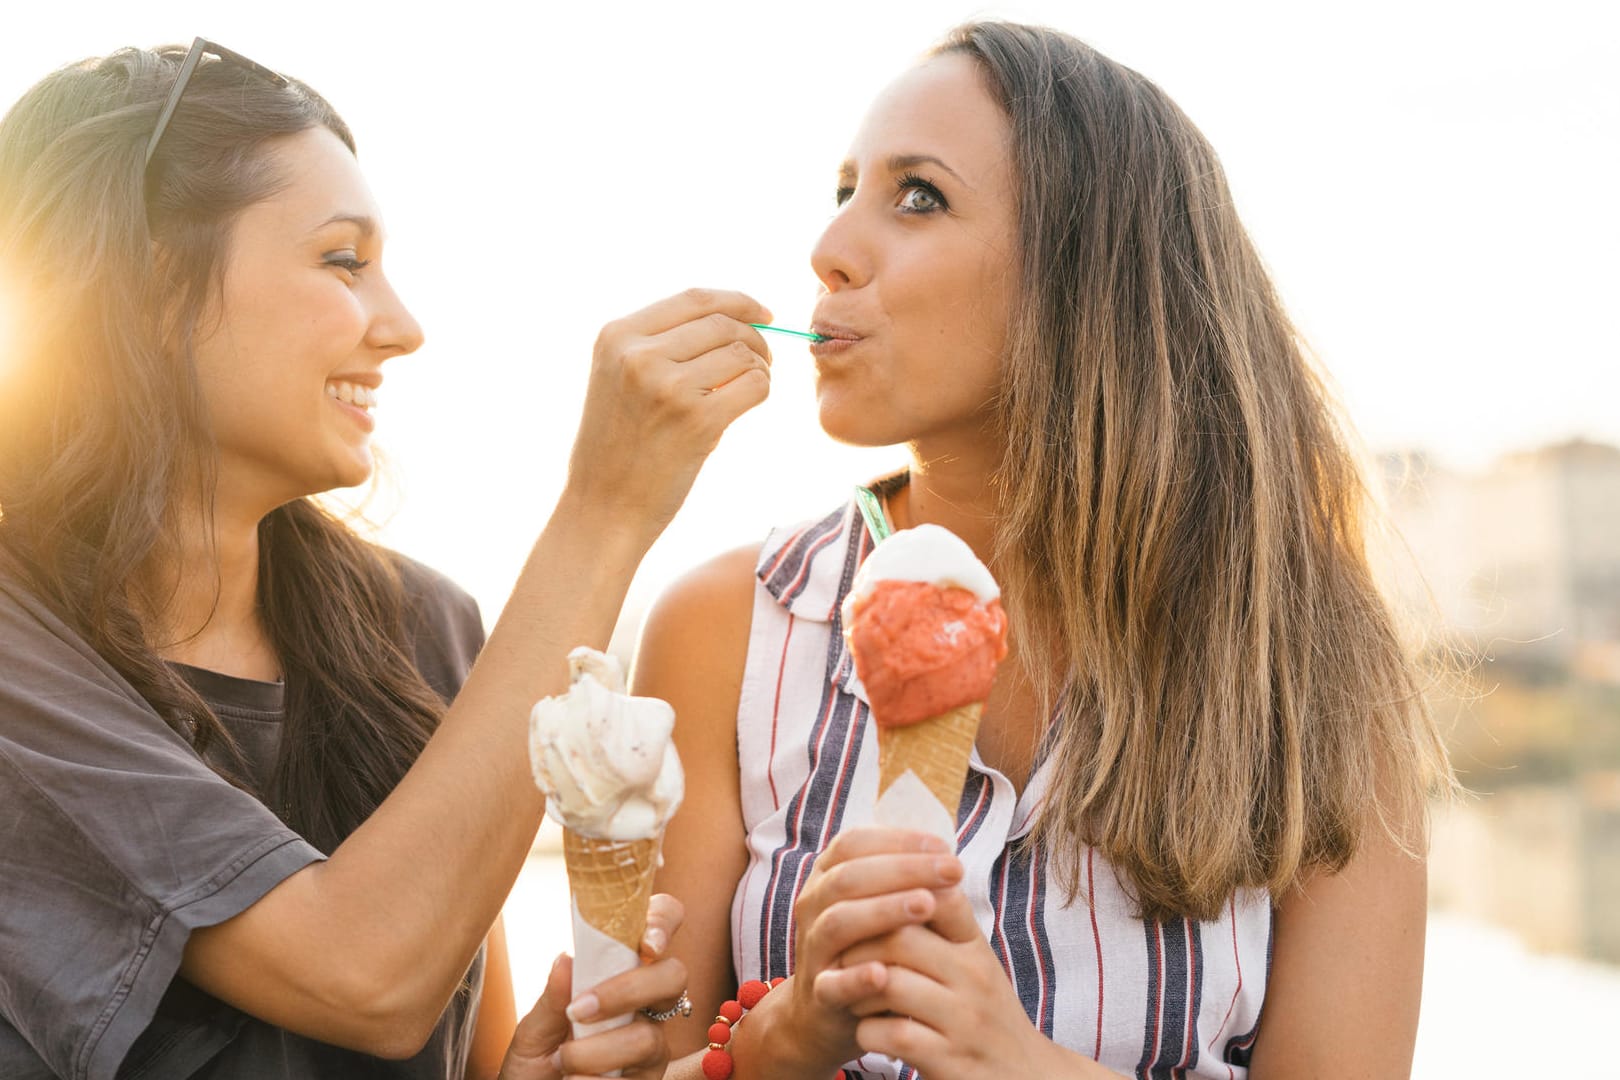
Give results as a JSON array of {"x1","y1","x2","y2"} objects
[
  {"x1": 562, "y1": 831, "x2": 661, "y2": 953},
  {"x1": 876, "y1": 701, "x2": 983, "y2": 816}
]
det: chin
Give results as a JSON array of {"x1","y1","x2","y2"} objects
[
  {"x1": 816, "y1": 400, "x2": 908, "y2": 449},
  {"x1": 324, "y1": 452, "x2": 376, "y2": 495}
]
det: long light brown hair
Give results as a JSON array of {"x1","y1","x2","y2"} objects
[
  {"x1": 0, "y1": 46, "x2": 447, "y2": 853},
  {"x1": 940, "y1": 22, "x2": 1453, "y2": 920}
]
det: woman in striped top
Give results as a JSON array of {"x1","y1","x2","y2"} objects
[{"x1": 636, "y1": 21, "x2": 1451, "y2": 1080}]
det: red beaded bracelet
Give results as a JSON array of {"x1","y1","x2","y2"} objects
[{"x1": 700, "y1": 976, "x2": 847, "y2": 1080}]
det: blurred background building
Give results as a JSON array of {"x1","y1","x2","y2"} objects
[{"x1": 1383, "y1": 438, "x2": 1620, "y2": 964}]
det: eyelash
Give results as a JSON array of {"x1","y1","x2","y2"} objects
[
  {"x1": 832, "y1": 174, "x2": 949, "y2": 213},
  {"x1": 324, "y1": 254, "x2": 372, "y2": 275},
  {"x1": 896, "y1": 172, "x2": 947, "y2": 213}
]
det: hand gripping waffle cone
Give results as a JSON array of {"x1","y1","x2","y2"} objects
[{"x1": 562, "y1": 830, "x2": 662, "y2": 954}]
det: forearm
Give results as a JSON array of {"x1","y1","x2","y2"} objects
[
  {"x1": 662, "y1": 1038, "x2": 820, "y2": 1080},
  {"x1": 185, "y1": 490, "x2": 660, "y2": 1051},
  {"x1": 659, "y1": 979, "x2": 836, "y2": 1080},
  {"x1": 319, "y1": 489, "x2": 656, "y2": 1007},
  {"x1": 720, "y1": 981, "x2": 840, "y2": 1080},
  {"x1": 663, "y1": 1051, "x2": 707, "y2": 1080}
]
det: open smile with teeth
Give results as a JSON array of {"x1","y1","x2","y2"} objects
[{"x1": 326, "y1": 380, "x2": 378, "y2": 411}]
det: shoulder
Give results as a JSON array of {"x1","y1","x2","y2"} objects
[
  {"x1": 0, "y1": 554, "x2": 62, "y2": 639},
  {"x1": 0, "y1": 555, "x2": 131, "y2": 698},
  {"x1": 638, "y1": 543, "x2": 761, "y2": 668},
  {"x1": 633, "y1": 495, "x2": 860, "y2": 716},
  {"x1": 632, "y1": 544, "x2": 763, "y2": 736},
  {"x1": 388, "y1": 552, "x2": 482, "y2": 631},
  {"x1": 383, "y1": 551, "x2": 485, "y2": 704}
]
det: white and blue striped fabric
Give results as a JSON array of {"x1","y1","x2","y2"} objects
[{"x1": 730, "y1": 495, "x2": 1273, "y2": 1079}]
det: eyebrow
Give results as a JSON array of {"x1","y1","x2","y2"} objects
[
  {"x1": 310, "y1": 212, "x2": 378, "y2": 238},
  {"x1": 838, "y1": 153, "x2": 969, "y2": 188}
]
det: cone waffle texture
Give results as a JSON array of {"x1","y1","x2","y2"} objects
[
  {"x1": 876, "y1": 701, "x2": 983, "y2": 815},
  {"x1": 562, "y1": 831, "x2": 661, "y2": 953}
]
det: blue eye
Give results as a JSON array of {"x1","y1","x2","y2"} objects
[{"x1": 896, "y1": 173, "x2": 947, "y2": 214}]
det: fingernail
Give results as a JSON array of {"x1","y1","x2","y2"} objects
[
  {"x1": 914, "y1": 833, "x2": 949, "y2": 853},
  {"x1": 643, "y1": 926, "x2": 667, "y2": 955},
  {"x1": 905, "y1": 893, "x2": 929, "y2": 917},
  {"x1": 934, "y1": 856, "x2": 963, "y2": 882},
  {"x1": 550, "y1": 953, "x2": 566, "y2": 976},
  {"x1": 548, "y1": 1050, "x2": 563, "y2": 1072},
  {"x1": 566, "y1": 992, "x2": 599, "y2": 1023}
]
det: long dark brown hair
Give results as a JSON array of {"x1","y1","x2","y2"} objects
[
  {"x1": 0, "y1": 46, "x2": 447, "y2": 853},
  {"x1": 937, "y1": 23, "x2": 1453, "y2": 919}
]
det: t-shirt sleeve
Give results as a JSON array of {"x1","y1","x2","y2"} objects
[
  {"x1": 0, "y1": 580, "x2": 324, "y2": 1080},
  {"x1": 393, "y1": 554, "x2": 486, "y2": 707}
]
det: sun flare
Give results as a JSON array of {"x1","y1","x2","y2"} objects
[{"x1": 0, "y1": 280, "x2": 15, "y2": 388}]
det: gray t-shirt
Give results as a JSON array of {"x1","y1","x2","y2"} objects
[{"x1": 0, "y1": 556, "x2": 488, "y2": 1079}]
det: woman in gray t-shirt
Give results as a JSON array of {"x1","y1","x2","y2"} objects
[{"x1": 0, "y1": 39, "x2": 774, "y2": 1080}]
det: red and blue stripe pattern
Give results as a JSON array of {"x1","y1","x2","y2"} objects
[
  {"x1": 1136, "y1": 918, "x2": 1205, "y2": 1078},
  {"x1": 758, "y1": 510, "x2": 874, "y2": 979},
  {"x1": 733, "y1": 496, "x2": 1274, "y2": 1078}
]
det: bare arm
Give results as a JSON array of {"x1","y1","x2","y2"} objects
[
  {"x1": 632, "y1": 544, "x2": 759, "y2": 1071},
  {"x1": 1247, "y1": 814, "x2": 1428, "y2": 1079},
  {"x1": 467, "y1": 918, "x2": 516, "y2": 1080},
  {"x1": 179, "y1": 290, "x2": 775, "y2": 1057}
]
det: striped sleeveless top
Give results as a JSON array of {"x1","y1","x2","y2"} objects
[{"x1": 730, "y1": 495, "x2": 1273, "y2": 1079}]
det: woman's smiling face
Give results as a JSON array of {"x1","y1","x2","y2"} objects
[
  {"x1": 190, "y1": 126, "x2": 424, "y2": 512},
  {"x1": 809, "y1": 53, "x2": 1018, "y2": 453}
]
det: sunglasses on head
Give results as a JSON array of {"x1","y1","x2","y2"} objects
[{"x1": 144, "y1": 37, "x2": 289, "y2": 168}]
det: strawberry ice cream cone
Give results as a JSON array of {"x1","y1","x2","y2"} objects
[{"x1": 843, "y1": 525, "x2": 1008, "y2": 845}]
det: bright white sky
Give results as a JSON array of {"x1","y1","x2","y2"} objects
[{"x1": 5, "y1": 0, "x2": 1617, "y2": 628}]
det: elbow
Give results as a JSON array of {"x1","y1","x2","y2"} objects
[
  {"x1": 328, "y1": 968, "x2": 451, "y2": 1060},
  {"x1": 362, "y1": 1023, "x2": 438, "y2": 1062}
]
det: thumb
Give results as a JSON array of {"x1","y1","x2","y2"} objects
[{"x1": 505, "y1": 953, "x2": 574, "y2": 1068}]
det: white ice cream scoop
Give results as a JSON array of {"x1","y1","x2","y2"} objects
[
  {"x1": 528, "y1": 647, "x2": 684, "y2": 840},
  {"x1": 841, "y1": 522, "x2": 1000, "y2": 624}
]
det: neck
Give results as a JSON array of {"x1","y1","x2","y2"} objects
[
  {"x1": 144, "y1": 487, "x2": 280, "y2": 681},
  {"x1": 894, "y1": 431, "x2": 1003, "y2": 570}
]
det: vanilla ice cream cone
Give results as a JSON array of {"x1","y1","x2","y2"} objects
[
  {"x1": 877, "y1": 700, "x2": 983, "y2": 815},
  {"x1": 562, "y1": 830, "x2": 661, "y2": 954},
  {"x1": 529, "y1": 647, "x2": 685, "y2": 1046}
]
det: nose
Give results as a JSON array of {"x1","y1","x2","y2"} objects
[
  {"x1": 810, "y1": 202, "x2": 870, "y2": 294},
  {"x1": 366, "y1": 271, "x2": 425, "y2": 358}
]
